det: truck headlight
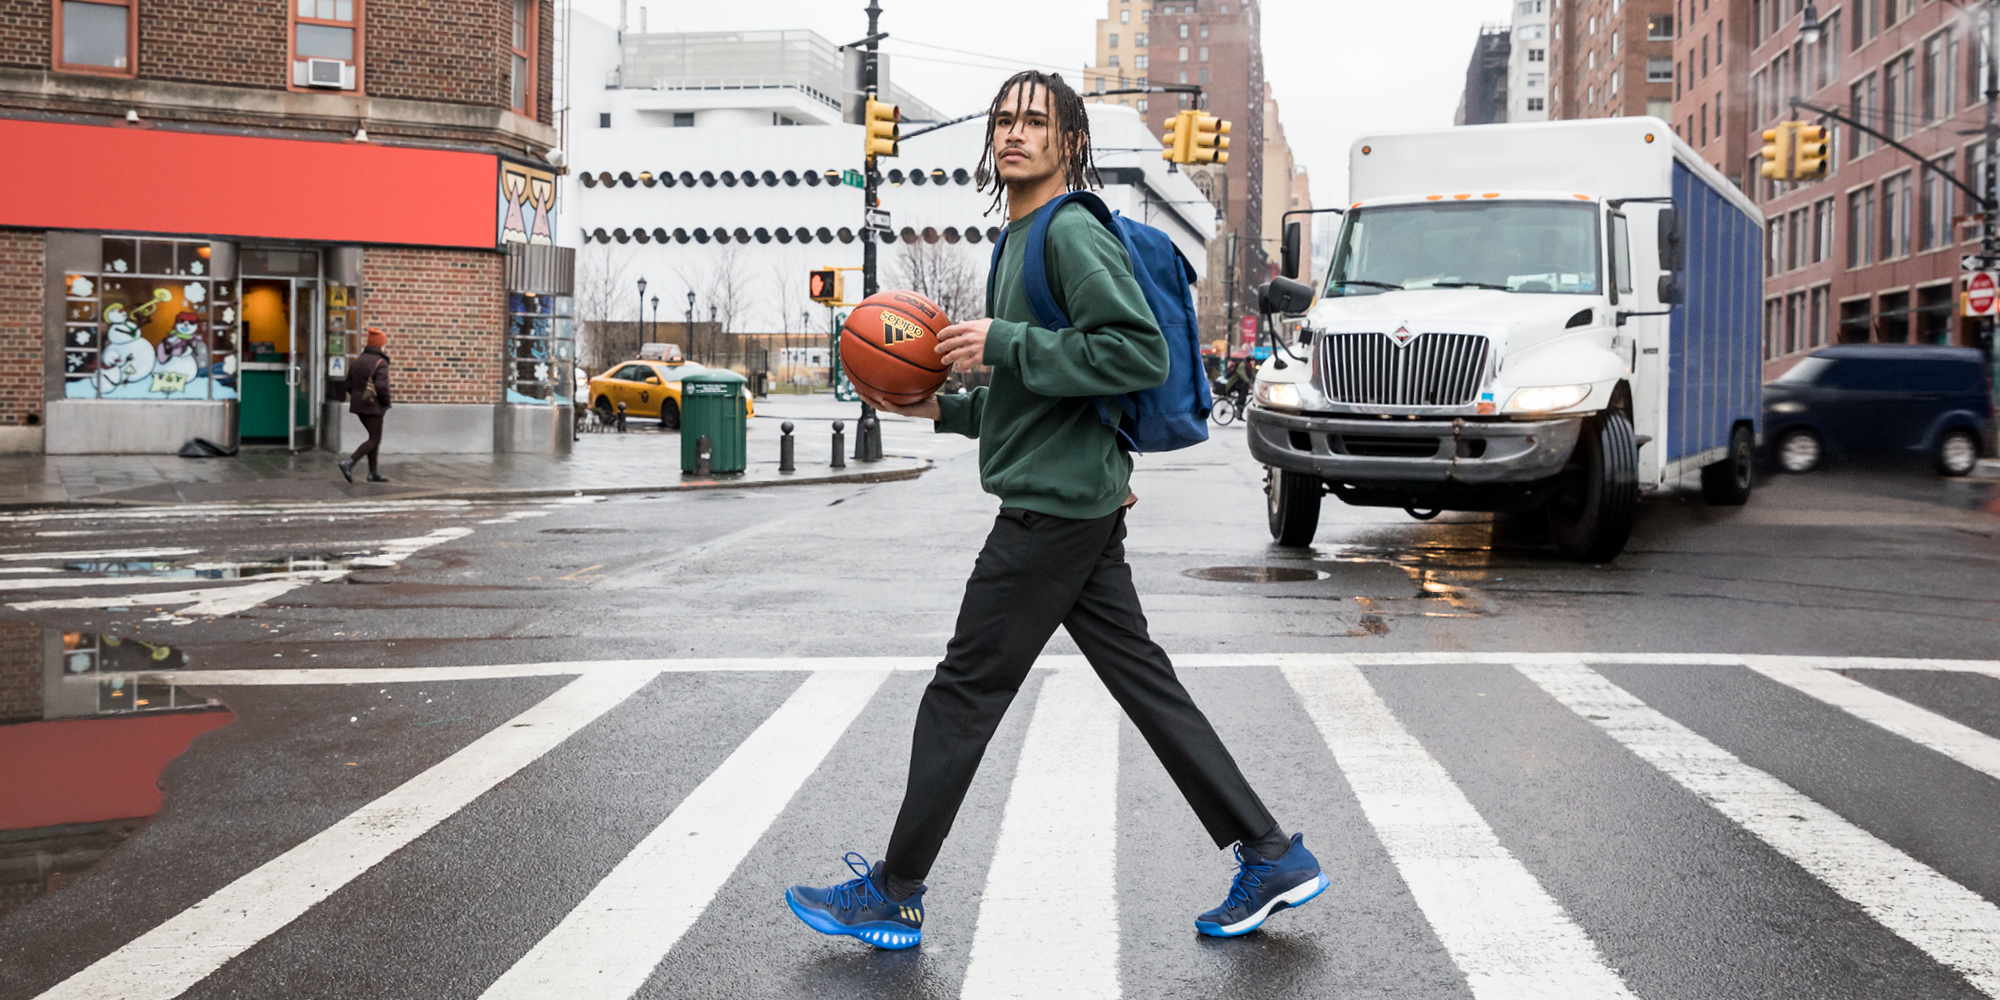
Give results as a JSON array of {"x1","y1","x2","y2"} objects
[
  {"x1": 1769, "y1": 400, "x2": 1806, "y2": 414},
  {"x1": 1255, "y1": 381, "x2": 1302, "y2": 410},
  {"x1": 1507, "y1": 384, "x2": 1590, "y2": 412}
]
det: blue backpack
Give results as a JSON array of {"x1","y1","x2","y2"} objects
[{"x1": 986, "y1": 191, "x2": 1212, "y2": 453}]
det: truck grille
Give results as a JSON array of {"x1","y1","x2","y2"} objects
[{"x1": 1315, "y1": 332, "x2": 1490, "y2": 407}]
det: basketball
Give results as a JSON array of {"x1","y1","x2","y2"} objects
[{"x1": 839, "y1": 290, "x2": 952, "y2": 405}]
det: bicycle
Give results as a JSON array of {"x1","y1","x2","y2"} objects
[{"x1": 1210, "y1": 381, "x2": 1249, "y2": 426}]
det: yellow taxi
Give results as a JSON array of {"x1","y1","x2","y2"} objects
[{"x1": 586, "y1": 354, "x2": 753, "y2": 428}]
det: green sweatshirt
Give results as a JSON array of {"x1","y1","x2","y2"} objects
[{"x1": 934, "y1": 201, "x2": 1169, "y2": 519}]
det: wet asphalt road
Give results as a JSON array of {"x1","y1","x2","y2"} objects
[{"x1": 3, "y1": 412, "x2": 2000, "y2": 1000}]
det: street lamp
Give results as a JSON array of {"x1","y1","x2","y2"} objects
[
  {"x1": 650, "y1": 295, "x2": 659, "y2": 346},
  {"x1": 685, "y1": 290, "x2": 696, "y2": 361},
  {"x1": 635, "y1": 276, "x2": 648, "y2": 351},
  {"x1": 1799, "y1": 3, "x2": 1822, "y2": 46}
]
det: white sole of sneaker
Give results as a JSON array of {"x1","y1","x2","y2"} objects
[{"x1": 1199, "y1": 872, "x2": 1329, "y2": 937}]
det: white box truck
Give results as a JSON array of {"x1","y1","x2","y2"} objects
[{"x1": 1247, "y1": 118, "x2": 1764, "y2": 561}]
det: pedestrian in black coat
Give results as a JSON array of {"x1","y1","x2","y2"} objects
[{"x1": 339, "y1": 328, "x2": 392, "y2": 483}]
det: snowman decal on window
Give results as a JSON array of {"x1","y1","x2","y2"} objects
[
  {"x1": 152, "y1": 310, "x2": 204, "y2": 394},
  {"x1": 93, "y1": 302, "x2": 155, "y2": 394}
]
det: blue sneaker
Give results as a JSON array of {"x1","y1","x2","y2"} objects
[
  {"x1": 785, "y1": 852, "x2": 924, "y2": 950},
  {"x1": 1196, "y1": 833, "x2": 1328, "y2": 937}
]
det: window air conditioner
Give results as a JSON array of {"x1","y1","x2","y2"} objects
[{"x1": 297, "y1": 57, "x2": 355, "y2": 90}]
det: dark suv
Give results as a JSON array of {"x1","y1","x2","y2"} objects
[{"x1": 1762, "y1": 345, "x2": 1992, "y2": 476}]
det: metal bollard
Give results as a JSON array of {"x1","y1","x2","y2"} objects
[
  {"x1": 779, "y1": 421, "x2": 796, "y2": 473},
  {"x1": 859, "y1": 415, "x2": 882, "y2": 462},
  {"x1": 695, "y1": 434, "x2": 712, "y2": 476},
  {"x1": 615, "y1": 401, "x2": 628, "y2": 433},
  {"x1": 831, "y1": 420, "x2": 846, "y2": 470}
]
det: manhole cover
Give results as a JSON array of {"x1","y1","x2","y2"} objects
[
  {"x1": 540, "y1": 528, "x2": 630, "y2": 535},
  {"x1": 1182, "y1": 566, "x2": 1329, "y2": 583}
]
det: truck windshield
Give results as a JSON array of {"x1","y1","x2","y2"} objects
[{"x1": 1325, "y1": 201, "x2": 1601, "y2": 296}]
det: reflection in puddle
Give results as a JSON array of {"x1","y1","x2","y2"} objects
[
  {"x1": 1183, "y1": 566, "x2": 1331, "y2": 583},
  {"x1": 60, "y1": 554, "x2": 361, "y2": 580},
  {"x1": 0, "y1": 625, "x2": 232, "y2": 919}
]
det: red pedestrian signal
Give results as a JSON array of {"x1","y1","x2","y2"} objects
[{"x1": 809, "y1": 268, "x2": 842, "y2": 304}]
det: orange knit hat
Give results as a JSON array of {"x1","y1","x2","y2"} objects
[{"x1": 366, "y1": 327, "x2": 387, "y2": 347}]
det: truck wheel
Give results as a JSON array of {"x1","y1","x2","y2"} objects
[
  {"x1": 659, "y1": 399, "x2": 681, "y2": 430},
  {"x1": 1266, "y1": 466, "x2": 1322, "y2": 547},
  {"x1": 1700, "y1": 424, "x2": 1755, "y2": 505},
  {"x1": 1936, "y1": 428, "x2": 1980, "y2": 476},
  {"x1": 1545, "y1": 411, "x2": 1639, "y2": 562}
]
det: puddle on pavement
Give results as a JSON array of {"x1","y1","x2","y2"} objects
[
  {"x1": 1183, "y1": 566, "x2": 1330, "y2": 583},
  {"x1": 0, "y1": 625, "x2": 232, "y2": 920},
  {"x1": 59, "y1": 554, "x2": 363, "y2": 580},
  {"x1": 539, "y1": 528, "x2": 630, "y2": 535}
]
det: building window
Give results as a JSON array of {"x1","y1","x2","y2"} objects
[
  {"x1": 510, "y1": 0, "x2": 536, "y2": 115},
  {"x1": 1529, "y1": 48, "x2": 1545, "y2": 62},
  {"x1": 1647, "y1": 57, "x2": 1673, "y2": 83},
  {"x1": 1922, "y1": 156, "x2": 1954, "y2": 250},
  {"x1": 1199, "y1": 46, "x2": 1209, "y2": 60},
  {"x1": 1135, "y1": 55, "x2": 1148, "y2": 69},
  {"x1": 1848, "y1": 186, "x2": 1875, "y2": 267},
  {"x1": 506, "y1": 292, "x2": 575, "y2": 406},
  {"x1": 1924, "y1": 29, "x2": 1957, "y2": 124},
  {"x1": 1179, "y1": 23, "x2": 1188, "y2": 38},
  {"x1": 1810, "y1": 286, "x2": 1831, "y2": 347},
  {"x1": 1768, "y1": 219, "x2": 1785, "y2": 274},
  {"x1": 1883, "y1": 172, "x2": 1913, "y2": 259},
  {"x1": 1120, "y1": 9, "x2": 1128, "y2": 23},
  {"x1": 291, "y1": 0, "x2": 360, "y2": 91},
  {"x1": 1917, "y1": 284, "x2": 1954, "y2": 344},
  {"x1": 1138, "y1": 98, "x2": 1148, "y2": 112},
  {"x1": 1528, "y1": 97, "x2": 1545, "y2": 111},
  {"x1": 1839, "y1": 298, "x2": 1871, "y2": 343},
  {"x1": 1785, "y1": 291, "x2": 1806, "y2": 354},
  {"x1": 1527, "y1": 73, "x2": 1545, "y2": 87},
  {"x1": 1850, "y1": 73, "x2": 1878, "y2": 157},
  {"x1": 62, "y1": 237, "x2": 238, "y2": 402},
  {"x1": 1200, "y1": 23, "x2": 1208, "y2": 37},
  {"x1": 1976, "y1": 30, "x2": 1994, "y2": 106},
  {"x1": 1877, "y1": 290, "x2": 1910, "y2": 343},
  {"x1": 1179, "y1": 45, "x2": 1189, "y2": 60},
  {"x1": 1647, "y1": 14, "x2": 1674, "y2": 40},
  {"x1": 1884, "y1": 51, "x2": 1914, "y2": 138},
  {"x1": 1109, "y1": 55, "x2": 1120, "y2": 68},
  {"x1": 1178, "y1": 69, "x2": 1188, "y2": 83},
  {"x1": 1787, "y1": 209, "x2": 1805, "y2": 271},
  {"x1": 1108, "y1": 33, "x2": 1118, "y2": 47},
  {"x1": 1135, "y1": 32, "x2": 1148, "y2": 44},
  {"x1": 1198, "y1": 68, "x2": 1208, "y2": 84},
  {"x1": 1519, "y1": 24, "x2": 1545, "y2": 40},
  {"x1": 1813, "y1": 196, "x2": 1835, "y2": 263},
  {"x1": 672, "y1": 112, "x2": 693, "y2": 127},
  {"x1": 1611, "y1": 69, "x2": 1621, "y2": 95},
  {"x1": 55, "y1": 0, "x2": 136, "y2": 75}
]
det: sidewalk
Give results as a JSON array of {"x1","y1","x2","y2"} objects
[{"x1": 0, "y1": 395, "x2": 938, "y2": 508}]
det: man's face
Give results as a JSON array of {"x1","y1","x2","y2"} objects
[{"x1": 992, "y1": 83, "x2": 1061, "y2": 185}]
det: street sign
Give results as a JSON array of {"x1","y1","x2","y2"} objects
[
  {"x1": 1962, "y1": 254, "x2": 1997, "y2": 272},
  {"x1": 842, "y1": 169, "x2": 864, "y2": 189},
  {"x1": 865, "y1": 208, "x2": 891, "y2": 233},
  {"x1": 1965, "y1": 271, "x2": 2000, "y2": 317}
]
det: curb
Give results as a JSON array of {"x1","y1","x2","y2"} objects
[
  {"x1": 0, "y1": 456, "x2": 933, "y2": 511},
  {"x1": 1973, "y1": 458, "x2": 2000, "y2": 480}
]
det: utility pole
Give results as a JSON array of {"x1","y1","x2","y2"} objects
[
  {"x1": 1985, "y1": 1, "x2": 1999, "y2": 400},
  {"x1": 855, "y1": 0, "x2": 885, "y2": 461}
]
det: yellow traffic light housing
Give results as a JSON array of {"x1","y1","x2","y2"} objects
[
  {"x1": 1759, "y1": 123, "x2": 1794, "y2": 181},
  {"x1": 809, "y1": 268, "x2": 843, "y2": 304},
  {"x1": 865, "y1": 96, "x2": 900, "y2": 163},
  {"x1": 1190, "y1": 113, "x2": 1231, "y2": 165},
  {"x1": 1161, "y1": 110, "x2": 1192, "y2": 163},
  {"x1": 1792, "y1": 123, "x2": 1829, "y2": 181}
]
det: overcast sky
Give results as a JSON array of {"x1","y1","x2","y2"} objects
[{"x1": 575, "y1": 0, "x2": 1516, "y2": 204}]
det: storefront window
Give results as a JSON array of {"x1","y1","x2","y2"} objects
[
  {"x1": 506, "y1": 293, "x2": 574, "y2": 405},
  {"x1": 65, "y1": 237, "x2": 237, "y2": 401}
]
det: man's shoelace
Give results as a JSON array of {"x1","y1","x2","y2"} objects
[
  {"x1": 828, "y1": 851, "x2": 888, "y2": 912},
  {"x1": 1224, "y1": 845, "x2": 1273, "y2": 909}
]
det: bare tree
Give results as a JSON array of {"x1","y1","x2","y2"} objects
[
  {"x1": 676, "y1": 243, "x2": 752, "y2": 368},
  {"x1": 573, "y1": 243, "x2": 635, "y2": 373},
  {"x1": 893, "y1": 238, "x2": 986, "y2": 324}
]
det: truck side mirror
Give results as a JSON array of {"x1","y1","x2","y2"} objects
[
  {"x1": 1657, "y1": 206, "x2": 1684, "y2": 271},
  {"x1": 1259, "y1": 276, "x2": 1315, "y2": 316},
  {"x1": 1281, "y1": 221, "x2": 1302, "y2": 280},
  {"x1": 1657, "y1": 273, "x2": 1681, "y2": 305}
]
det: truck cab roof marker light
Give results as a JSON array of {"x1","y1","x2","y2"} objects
[
  {"x1": 1453, "y1": 194, "x2": 1472, "y2": 200},
  {"x1": 1483, "y1": 193, "x2": 1500, "y2": 198},
  {"x1": 1574, "y1": 194, "x2": 1592, "y2": 200},
  {"x1": 1426, "y1": 195, "x2": 1444, "y2": 201}
]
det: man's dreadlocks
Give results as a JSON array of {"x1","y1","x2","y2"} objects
[{"x1": 973, "y1": 70, "x2": 1102, "y2": 217}]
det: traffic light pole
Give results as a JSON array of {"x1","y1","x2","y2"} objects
[
  {"x1": 1984, "y1": 0, "x2": 1999, "y2": 418},
  {"x1": 1788, "y1": 100, "x2": 1991, "y2": 211},
  {"x1": 856, "y1": 0, "x2": 883, "y2": 462}
]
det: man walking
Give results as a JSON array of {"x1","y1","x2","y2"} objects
[
  {"x1": 786, "y1": 71, "x2": 1324, "y2": 949},
  {"x1": 338, "y1": 327, "x2": 392, "y2": 484}
]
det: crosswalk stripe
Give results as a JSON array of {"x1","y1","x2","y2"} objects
[
  {"x1": 1283, "y1": 662, "x2": 1639, "y2": 1000},
  {"x1": 1743, "y1": 657, "x2": 2000, "y2": 784},
  {"x1": 32, "y1": 668, "x2": 660, "y2": 1000},
  {"x1": 478, "y1": 669, "x2": 891, "y2": 1000},
  {"x1": 1517, "y1": 661, "x2": 2000, "y2": 998},
  {"x1": 961, "y1": 668, "x2": 1123, "y2": 1000}
]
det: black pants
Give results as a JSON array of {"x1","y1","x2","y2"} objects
[
  {"x1": 350, "y1": 414, "x2": 384, "y2": 473},
  {"x1": 884, "y1": 507, "x2": 1277, "y2": 881}
]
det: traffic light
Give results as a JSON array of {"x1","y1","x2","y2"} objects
[
  {"x1": 1161, "y1": 110, "x2": 1192, "y2": 163},
  {"x1": 1189, "y1": 113, "x2": 1230, "y2": 165},
  {"x1": 1759, "y1": 122, "x2": 1794, "y2": 181},
  {"x1": 1792, "y1": 123, "x2": 1830, "y2": 181},
  {"x1": 865, "y1": 97, "x2": 900, "y2": 163},
  {"x1": 809, "y1": 268, "x2": 843, "y2": 304}
]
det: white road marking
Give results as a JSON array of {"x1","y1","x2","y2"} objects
[
  {"x1": 0, "y1": 500, "x2": 478, "y2": 523},
  {"x1": 32, "y1": 667, "x2": 661, "y2": 1000},
  {"x1": 1743, "y1": 657, "x2": 2000, "y2": 785},
  {"x1": 1283, "y1": 662, "x2": 1638, "y2": 1000},
  {"x1": 961, "y1": 667, "x2": 1123, "y2": 1000},
  {"x1": 5, "y1": 528, "x2": 473, "y2": 620},
  {"x1": 0, "y1": 569, "x2": 343, "y2": 591},
  {"x1": 0, "y1": 547, "x2": 199, "y2": 561},
  {"x1": 1516, "y1": 661, "x2": 2000, "y2": 998},
  {"x1": 479, "y1": 669, "x2": 890, "y2": 1000}
]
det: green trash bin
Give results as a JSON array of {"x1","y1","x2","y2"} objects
[{"x1": 678, "y1": 369, "x2": 748, "y2": 475}]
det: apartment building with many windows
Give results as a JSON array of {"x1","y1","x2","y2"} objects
[
  {"x1": 1672, "y1": 0, "x2": 1753, "y2": 189},
  {"x1": 1512, "y1": 0, "x2": 1554, "y2": 120},
  {"x1": 1745, "y1": 0, "x2": 1987, "y2": 377},
  {"x1": 1551, "y1": 0, "x2": 1678, "y2": 121}
]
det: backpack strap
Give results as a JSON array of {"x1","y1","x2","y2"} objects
[{"x1": 985, "y1": 224, "x2": 1008, "y2": 319}]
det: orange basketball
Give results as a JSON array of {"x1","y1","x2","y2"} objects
[{"x1": 840, "y1": 290, "x2": 952, "y2": 405}]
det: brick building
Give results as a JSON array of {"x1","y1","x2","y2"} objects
[
  {"x1": 1551, "y1": 0, "x2": 1677, "y2": 122},
  {"x1": 1738, "y1": 1, "x2": 1987, "y2": 377},
  {"x1": 1085, "y1": 0, "x2": 1267, "y2": 347},
  {"x1": 1671, "y1": 0, "x2": 1753, "y2": 191},
  {"x1": 0, "y1": 0, "x2": 575, "y2": 456}
]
